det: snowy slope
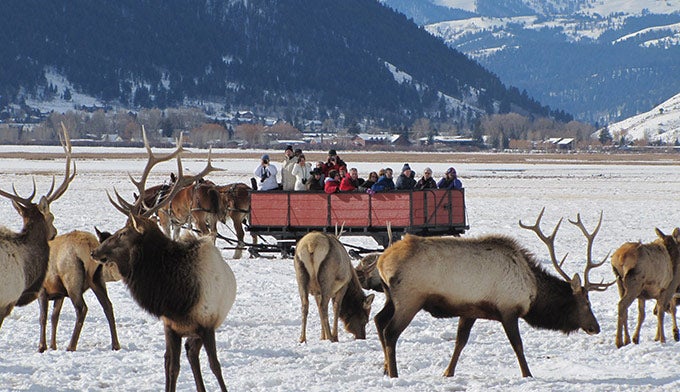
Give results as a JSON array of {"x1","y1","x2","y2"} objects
[{"x1": 606, "y1": 92, "x2": 680, "y2": 143}]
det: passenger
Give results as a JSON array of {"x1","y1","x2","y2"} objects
[
  {"x1": 359, "y1": 171, "x2": 379, "y2": 192},
  {"x1": 308, "y1": 168, "x2": 325, "y2": 191},
  {"x1": 438, "y1": 167, "x2": 463, "y2": 190},
  {"x1": 291, "y1": 154, "x2": 313, "y2": 191},
  {"x1": 414, "y1": 167, "x2": 437, "y2": 190},
  {"x1": 324, "y1": 169, "x2": 342, "y2": 194},
  {"x1": 315, "y1": 161, "x2": 326, "y2": 183},
  {"x1": 395, "y1": 163, "x2": 416, "y2": 190},
  {"x1": 323, "y1": 149, "x2": 347, "y2": 176},
  {"x1": 340, "y1": 167, "x2": 365, "y2": 192},
  {"x1": 281, "y1": 145, "x2": 297, "y2": 191},
  {"x1": 370, "y1": 168, "x2": 395, "y2": 192},
  {"x1": 254, "y1": 154, "x2": 279, "y2": 191},
  {"x1": 294, "y1": 148, "x2": 303, "y2": 158}
]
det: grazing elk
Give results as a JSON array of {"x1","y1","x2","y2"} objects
[
  {"x1": 294, "y1": 231, "x2": 375, "y2": 343},
  {"x1": 38, "y1": 228, "x2": 121, "y2": 352},
  {"x1": 375, "y1": 208, "x2": 612, "y2": 378},
  {"x1": 0, "y1": 124, "x2": 75, "y2": 330},
  {"x1": 611, "y1": 227, "x2": 680, "y2": 348},
  {"x1": 91, "y1": 130, "x2": 236, "y2": 392}
]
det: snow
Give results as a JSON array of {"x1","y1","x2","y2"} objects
[
  {"x1": 605, "y1": 91, "x2": 680, "y2": 143},
  {"x1": 2, "y1": 147, "x2": 680, "y2": 391}
]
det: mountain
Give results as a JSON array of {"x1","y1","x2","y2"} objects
[
  {"x1": 605, "y1": 91, "x2": 680, "y2": 144},
  {"x1": 0, "y1": 0, "x2": 566, "y2": 129},
  {"x1": 383, "y1": 0, "x2": 680, "y2": 125}
]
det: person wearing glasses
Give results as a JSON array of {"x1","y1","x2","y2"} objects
[{"x1": 415, "y1": 167, "x2": 437, "y2": 190}]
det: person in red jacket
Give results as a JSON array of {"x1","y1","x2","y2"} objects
[
  {"x1": 340, "y1": 167, "x2": 365, "y2": 192},
  {"x1": 324, "y1": 170, "x2": 342, "y2": 194}
]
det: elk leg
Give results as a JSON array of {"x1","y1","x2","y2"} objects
[
  {"x1": 185, "y1": 336, "x2": 207, "y2": 392},
  {"x1": 164, "y1": 325, "x2": 182, "y2": 392},
  {"x1": 66, "y1": 291, "x2": 88, "y2": 352},
  {"x1": 330, "y1": 285, "x2": 348, "y2": 342},
  {"x1": 0, "y1": 304, "x2": 14, "y2": 330},
  {"x1": 444, "y1": 317, "x2": 476, "y2": 377},
  {"x1": 632, "y1": 298, "x2": 645, "y2": 344},
  {"x1": 90, "y1": 277, "x2": 120, "y2": 350},
  {"x1": 315, "y1": 294, "x2": 333, "y2": 341},
  {"x1": 654, "y1": 296, "x2": 667, "y2": 343},
  {"x1": 38, "y1": 290, "x2": 49, "y2": 352},
  {"x1": 616, "y1": 291, "x2": 637, "y2": 348},
  {"x1": 380, "y1": 298, "x2": 421, "y2": 378},
  {"x1": 671, "y1": 296, "x2": 679, "y2": 341},
  {"x1": 50, "y1": 297, "x2": 64, "y2": 350},
  {"x1": 200, "y1": 328, "x2": 228, "y2": 392},
  {"x1": 374, "y1": 289, "x2": 395, "y2": 375},
  {"x1": 501, "y1": 315, "x2": 531, "y2": 378},
  {"x1": 294, "y1": 259, "x2": 310, "y2": 343}
]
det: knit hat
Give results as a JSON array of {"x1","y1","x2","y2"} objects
[
  {"x1": 328, "y1": 149, "x2": 337, "y2": 156},
  {"x1": 423, "y1": 167, "x2": 432, "y2": 174},
  {"x1": 261, "y1": 154, "x2": 270, "y2": 161},
  {"x1": 285, "y1": 145, "x2": 293, "y2": 152},
  {"x1": 446, "y1": 167, "x2": 456, "y2": 175},
  {"x1": 294, "y1": 148, "x2": 302, "y2": 155},
  {"x1": 401, "y1": 163, "x2": 411, "y2": 173}
]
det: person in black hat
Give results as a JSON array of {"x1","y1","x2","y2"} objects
[
  {"x1": 395, "y1": 163, "x2": 416, "y2": 190},
  {"x1": 253, "y1": 154, "x2": 279, "y2": 191},
  {"x1": 308, "y1": 168, "x2": 324, "y2": 191},
  {"x1": 323, "y1": 148, "x2": 346, "y2": 177}
]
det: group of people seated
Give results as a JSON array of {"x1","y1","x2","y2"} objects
[{"x1": 253, "y1": 147, "x2": 463, "y2": 194}]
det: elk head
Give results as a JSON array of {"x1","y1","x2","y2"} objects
[
  {"x1": 0, "y1": 123, "x2": 75, "y2": 240},
  {"x1": 520, "y1": 208, "x2": 614, "y2": 335},
  {"x1": 92, "y1": 127, "x2": 220, "y2": 273}
]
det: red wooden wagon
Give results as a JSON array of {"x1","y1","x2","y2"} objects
[{"x1": 247, "y1": 188, "x2": 468, "y2": 256}]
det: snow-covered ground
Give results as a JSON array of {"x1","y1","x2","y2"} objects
[{"x1": 1, "y1": 147, "x2": 680, "y2": 391}]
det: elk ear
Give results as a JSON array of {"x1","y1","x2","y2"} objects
[
  {"x1": 364, "y1": 294, "x2": 375, "y2": 310},
  {"x1": 37, "y1": 196, "x2": 50, "y2": 214},
  {"x1": 673, "y1": 227, "x2": 680, "y2": 240},
  {"x1": 570, "y1": 274, "x2": 583, "y2": 294},
  {"x1": 11, "y1": 200, "x2": 24, "y2": 215},
  {"x1": 655, "y1": 227, "x2": 666, "y2": 239}
]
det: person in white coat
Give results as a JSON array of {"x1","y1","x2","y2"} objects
[
  {"x1": 254, "y1": 154, "x2": 279, "y2": 191},
  {"x1": 281, "y1": 145, "x2": 297, "y2": 191},
  {"x1": 291, "y1": 154, "x2": 313, "y2": 191}
]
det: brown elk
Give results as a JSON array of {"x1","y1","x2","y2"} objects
[
  {"x1": 0, "y1": 124, "x2": 75, "y2": 330},
  {"x1": 611, "y1": 227, "x2": 680, "y2": 348},
  {"x1": 91, "y1": 129, "x2": 235, "y2": 392},
  {"x1": 294, "y1": 231, "x2": 375, "y2": 343},
  {"x1": 374, "y1": 209, "x2": 612, "y2": 378},
  {"x1": 38, "y1": 228, "x2": 121, "y2": 352},
  {"x1": 355, "y1": 253, "x2": 383, "y2": 292}
]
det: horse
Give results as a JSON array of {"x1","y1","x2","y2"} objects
[{"x1": 214, "y1": 183, "x2": 256, "y2": 259}]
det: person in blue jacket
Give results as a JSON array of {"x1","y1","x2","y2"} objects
[
  {"x1": 437, "y1": 167, "x2": 463, "y2": 190},
  {"x1": 370, "y1": 168, "x2": 395, "y2": 192}
]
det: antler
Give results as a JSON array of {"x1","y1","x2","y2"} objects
[
  {"x1": 45, "y1": 122, "x2": 77, "y2": 203},
  {"x1": 568, "y1": 211, "x2": 615, "y2": 292},
  {"x1": 0, "y1": 179, "x2": 37, "y2": 207},
  {"x1": 107, "y1": 126, "x2": 220, "y2": 217},
  {"x1": 519, "y1": 207, "x2": 571, "y2": 281}
]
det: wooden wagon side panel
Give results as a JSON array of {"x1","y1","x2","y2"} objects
[
  {"x1": 450, "y1": 189, "x2": 466, "y2": 225},
  {"x1": 290, "y1": 193, "x2": 329, "y2": 227},
  {"x1": 330, "y1": 193, "x2": 370, "y2": 227},
  {"x1": 249, "y1": 192, "x2": 288, "y2": 226},
  {"x1": 370, "y1": 193, "x2": 411, "y2": 227}
]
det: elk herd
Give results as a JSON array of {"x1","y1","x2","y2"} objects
[{"x1": 2, "y1": 125, "x2": 680, "y2": 389}]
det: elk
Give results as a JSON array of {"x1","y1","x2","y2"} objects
[
  {"x1": 38, "y1": 228, "x2": 121, "y2": 352},
  {"x1": 611, "y1": 227, "x2": 680, "y2": 348},
  {"x1": 354, "y1": 253, "x2": 383, "y2": 292},
  {"x1": 91, "y1": 129, "x2": 235, "y2": 392},
  {"x1": 374, "y1": 208, "x2": 612, "y2": 378},
  {"x1": 0, "y1": 124, "x2": 75, "y2": 330},
  {"x1": 294, "y1": 231, "x2": 375, "y2": 343}
]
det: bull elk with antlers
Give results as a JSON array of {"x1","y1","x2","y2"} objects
[
  {"x1": 0, "y1": 124, "x2": 75, "y2": 330},
  {"x1": 374, "y1": 208, "x2": 612, "y2": 378},
  {"x1": 91, "y1": 129, "x2": 236, "y2": 392},
  {"x1": 611, "y1": 227, "x2": 680, "y2": 347}
]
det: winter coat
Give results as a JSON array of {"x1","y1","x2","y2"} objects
[
  {"x1": 291, "y1": 162, "x2": 313, "y2": 191},
  {"x1": 254, "y1": 164, "x2": 279, "y2": 191},
  {"x1": 371, "y1": 175, "x2": 395, "y2": 192},
  {"x1": 437, "y1": 176, "x2": 463, "y2": 190},
  {"x1": 415, "y1": 176, "x2": 437, "y2": 190},
  {"x1": 324, "y1": 177, "x2": 341, "y2": 194},
  {"x1": 281, "y1": 156, "x2": 297, "y2": 191},
  {"x1": 340, "y1": 173, "x2": 365, "y2": 192},
  {"x1": 395, "y1": 173, "x2": 416, "y2": 190}
]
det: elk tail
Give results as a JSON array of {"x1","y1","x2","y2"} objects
[{"x1": 301, "y1": 234, "x2": 331, "y2": 295}]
